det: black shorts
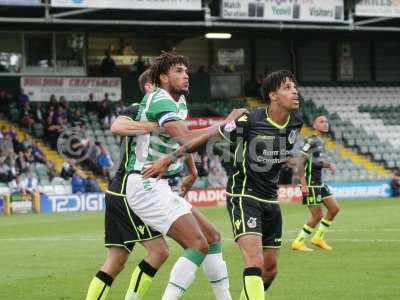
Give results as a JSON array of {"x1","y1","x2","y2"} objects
[
  {"x1": 303, "y1": 184, "x2": 333, "y2": 205},
  {"x1": 105, "y1": 192, "x2": 162, "y2": 253},
  {"x1": 226, "y1": 196, "x2": 282, "y2": 248}
]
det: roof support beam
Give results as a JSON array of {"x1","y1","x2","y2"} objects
[
  {"x1": 51, "y1": 8, "x2": 103, "y2": 19},
  {"x1": 354, "y1": 17, "x2": 394, "y2": 26}
]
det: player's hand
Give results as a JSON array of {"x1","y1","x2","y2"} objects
[
  {"x1": 329, "y1": 163, "x2": 336, "y2": 174},
  {"x1": 180, "y1": 173, "x2": 197, "y2": 197},
  {"x1": 225, "y1": 108, "x2": 248, "y2": 123},
  {"x1": 299, "y1": 183, "x2": 309, "y2": 198},
  {"x1": 142, "y1": 156, "x2": 173, "y2": 179}
]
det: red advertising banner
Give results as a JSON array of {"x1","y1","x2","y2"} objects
[
  {"x1": 186, "y1": 117, "x2": 224, "y2": 130},
  {"x1": 278, "y1": 185, "x2": 303, "y2": 203},
  {"x1": 185, "y1": 188, "x2": 226, "y2": 207}
]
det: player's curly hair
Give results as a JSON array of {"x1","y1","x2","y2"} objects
[
  {"x1": 262, "y1": 70, "x2": 297, "y2": 105},
  {"x1": 150, "y1": 50, "x2": 189, "y2": 87}
]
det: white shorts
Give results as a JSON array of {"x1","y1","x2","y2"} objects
[{"x1": 126, "y1": 174, "x2": 192, "y2": 235}]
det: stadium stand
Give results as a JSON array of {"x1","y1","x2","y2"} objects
[{"x1": 299, "y1": 85, "x2": 396, "y2": 179}]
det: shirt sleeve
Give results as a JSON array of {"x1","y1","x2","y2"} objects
[
  {"x1": 300, "y1": 137, "x2": 315, "y2": 157},
  {"x1": 146, "y1": 97, "x2": 180, "y2": 127},
  {"x1": 119, "y1": 104, "x2": 140, "y2": 121},
  {"x1": 217, "y1": 113, "x2": 249, "y2": 145}
]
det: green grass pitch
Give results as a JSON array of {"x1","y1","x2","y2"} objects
[{"x1": 0, "y1": 198, "x2": 399, "y2": 299}]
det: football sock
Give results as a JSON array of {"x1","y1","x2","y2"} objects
[
  {"x1": 85, "y1": 271, "x2": 113, "y2": 300},
  {"x1": 314, "y1": 218, "x2": 332, "y2": 240},
  {"x1": 125, "y1": 260, "x2": 158, "y2": 300},
  {"x1": 294, "y1": 224, "x2": 314, "y2": 243},
  {"x1": 202, "y1": 241, "x2": 232, "y2": 300},
  {"x1": 239, "y1": 267, "x2": 264, "y2": 300},
  {"x1": 161, "y1": 248, "x2": 205, "y2": 300}
]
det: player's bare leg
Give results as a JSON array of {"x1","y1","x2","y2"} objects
[
  {"x1": 125, "y1": 237, "x2": 169, "y2": 300},
  {"x1": 86, "y1": 247, "x2": 129, "y2": 300},
  {"x1": 261, "y1": 248, "x2": 280, "y2": 294},
  {"x1": 292, "y1": 205, "x2": 323, "y2": 251},
  {"x1": 237, "y1": 235, "x2": 265, "y2": 300},
  {"x1": 312, "y1": 197, "x2": 340, "y2": 250}
]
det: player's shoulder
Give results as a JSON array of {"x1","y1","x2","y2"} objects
[
  {"x1": 247, "y1": 107, "x2": 265, "y2": 122},
  {"x1": 289, "y1": 111, "x2": 303, "y2": 127},
  {"x1": 151, "y1": 88, "x2": 175, "y2": 103}
]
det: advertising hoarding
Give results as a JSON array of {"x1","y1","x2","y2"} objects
[
  {"x1": 21, "y1": 77, "x2": 121, "y2": 101},
  {"x1": 52, "y1": 0, "x2": 202, "y2": 11},
  {"x1": 356, "y1": 0, "x2": 400, "y2": 17},
  {"x1": 221, "y1": 0, "x2": 344, "y2": 23}
]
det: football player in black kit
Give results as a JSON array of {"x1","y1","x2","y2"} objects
[
  {"x1": 292, "y1": 115, "x2": 340, "y2": 252},
  {"x1": 143, "y1": 70, "x2": 303, "y2": 300}
]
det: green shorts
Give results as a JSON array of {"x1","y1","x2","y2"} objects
[{"x1": 303, "y1": 184, "x2": 333, "y2": 205}]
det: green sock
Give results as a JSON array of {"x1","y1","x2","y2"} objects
[
  {"x1": 125, "y1": 260, "x2": 158, "y2": 300},
  {"x1": 239, "y1": 267, "x2": 264, "y2": 300},
  {"x1": 85, "y1": 271, "x2": 113, "y2": 300},
  {"x1": 294, "y1": 224, "x2": 314, "y2": 243},
  {"x1": 314, "y1": 218, "x2": 332, "y2": 240}
]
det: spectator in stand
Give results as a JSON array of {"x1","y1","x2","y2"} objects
[
  {"x1": 16, "y1": 151, "x2": 29, "y2": 174},
  {"x1": 31, "y1": 141, "x2": 47, "y2": 164},
  {"x1": 55, "y1": 103, "x2": 70, "y2": 124},
  {"x1": 85, "y1": 93, "x2": 98, "y2": 115},
  {"x1": 48, "y1": 94, "x2": 58, "y2": 111},
  {"x1": 16, "y1": 88, "x2": 29, "y2": 109},
  {"x1": 8, "y1": 159, "x2": 18, "y2": 181},
  {"x1": 59, "y1": 96, "x2": 69, "y2": 112},
  {"x1": 98, "y1": 93, "x2": 114, "y2": 128},
  {"x1": 82, "y1": 140, "x2": 101, "y2": 175},
  {"x1": 61, "y1": 159, "x2": 76, "y2": 180},
  {"x1": 8, "y1": 174, "x2": 26, "y2": 195},
  {"x1": 47, "y1": 116, "x2": 67, "y2": 149},
  {"x1": 23, "y1": 171, "x2": 39, "y2": 195},
  {"x1": 21, "y1": 134, "x2": 33, "y2": 151},
  {"x1": 132, "y1": 55, "x2": 146, "y2": 75},
  {"x1": 85, "y1": 175, "x2": 101, "y2": 193},
  {"x1": 0, "y1": 156, "x2": 10, "y2": 182},
  {"x1": 101, "y1": 50, "x2": 116, "y2": 76},
  {"x1": 0, "y1": 131, "x2": 14, "y2": 154},
  {"x1": 391, "y1": 170, "x2": 400, "y2": 197},
  {"x1": 96, "y1": 144, "x2": 113, "y2": 180},
  {"x1": 20, "y1": 102, "x2": 35, "y2": 132},
  {"x1": 24, "y1": 147, "x2": 36, "y2": 166},
  {"x1": 71, "y1": 109, "x2": 85, "y2": 128},
  {"x1": 71, "y1": 169, "x2": 86, "y2": 193},
  {"x1": 31, "y1": 102, "x2": 45, "y2": 123},
  {"x1": 114, "y1": 100, "x2": 126, "y2": 115}
]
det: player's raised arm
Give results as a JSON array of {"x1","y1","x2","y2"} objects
[
  {"x1": 111, "y1": 116, "x2": 159, "y2": 136},
  {"x1": 142, "y1": 108, "x2": 248, "y2": 179}
]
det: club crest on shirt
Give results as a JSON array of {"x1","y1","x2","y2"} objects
[
  {"x1": 288, "y1": 129, "x2": 298, "y2": 144},
  {"x1": 247, "y1": 217, "x2": 257, "y2": 229}
]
